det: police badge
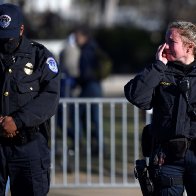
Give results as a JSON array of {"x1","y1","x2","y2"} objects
[
  {"x1": 24, "y1": 63, "x2": 33, "y2": 75},
  {"x1": 0, "y1": 15, "x2": 11, "y2": 28}
]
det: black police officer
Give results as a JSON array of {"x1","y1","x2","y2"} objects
[
  {"x1": 125, "y1": 21, "x2": 196, "y2": 195},
  {"x1": 0, "y1": 3, "x2": 60, "y2": 196}
]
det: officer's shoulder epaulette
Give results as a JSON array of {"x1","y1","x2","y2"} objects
[
  {"x1": 30, "y1": 41, "x2": 52, "y2": 58},
  {"x1": 30, "y1": 41, "x2": 46, "y2": 50}
]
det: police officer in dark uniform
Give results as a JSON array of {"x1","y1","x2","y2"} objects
[
  {"x1": 0, "y1": 3, "x2": 60, "y2": 196},
  {"x1": 125, "y1": 21, "x2": 196, "y2": 195}
]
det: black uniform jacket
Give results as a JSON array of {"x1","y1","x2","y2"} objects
[
  {"x1": 0, "y1": 36, "x2": 60, "y2": 139},
  {"x1": 124, "y1": 60, "x2": 196, "y2": 142}
]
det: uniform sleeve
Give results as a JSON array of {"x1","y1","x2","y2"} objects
[
  {"x1": 124, "y1": 60, "x2": 167, "y2": 110},
  {"x1": 12, "y1": 55, "x2": 60, "y2": 129}
]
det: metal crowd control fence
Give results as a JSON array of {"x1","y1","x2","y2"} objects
[
  {"x1": 50, "y1": 98, "x2": 151, "y2": 188},
  {"x1": 4, "y1": 98, "x2": 186, "y2": 196}
]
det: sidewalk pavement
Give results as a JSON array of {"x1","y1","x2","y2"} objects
[{"x1": 48, "y1": 188, "x2": 142, "y2": 196}]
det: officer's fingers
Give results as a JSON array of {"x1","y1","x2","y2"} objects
[
  {"x1": 5, "y1": 129, "x2": 18, "y2": 137},
  {"x1": 2, "y1": 116, "x2": 11, "y2": 123},
  {"x1": 0, "y1": 116, "x2": 6, "y2": 124},
  {"x1": 159, "y1": 44, "x2": 166, "y2": 53},
  {"x1": 9, "y1": 133, "x2": 13, "y2": 138},
  {"x1": 4, "y1": 133, "x2": 10, "y2": 138},
  {"x1": 12, "y1": 131, "x2": 18, "y2": 137},
  {"x1": 156, "y1": 45, "x2": 162, "y2": 54},
  {"x1": 156, "y1": 44, "x2": 166, "y2": 59},
  {"x1": 157, "y1": 44, "x2": 163, "y2": 51},
  {"x1": 2, "y1": 116, "x2": 15, "y2": 129},
  {"x1": 1, "y1": 116, "x2": 8, "y2": 124},
  {"x1": 6, "y1": 132, "x2": 16, "y2": 138}
]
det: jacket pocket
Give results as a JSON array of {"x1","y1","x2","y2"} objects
[
  {"x1": 17, "y1": 80, "x2": 40, "y2": 93},
  {"x1": 17, "y1": 81, "x2": 40, "y2": 107}
]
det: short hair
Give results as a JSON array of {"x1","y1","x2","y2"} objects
[{"x1": 74, "y1": 25, "x2": 92, "y2": 39}]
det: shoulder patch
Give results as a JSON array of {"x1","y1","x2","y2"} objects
[{"x1": 46, "y1": 57, "x2": 58, "y2": 73}]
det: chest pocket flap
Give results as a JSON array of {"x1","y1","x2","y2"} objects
[{"x1": 17, "y1": 81, "x2": 40, "y2": 93}]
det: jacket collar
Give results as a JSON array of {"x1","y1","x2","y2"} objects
[
  {"x1": 167, "y1": 60, "x2": 196, "y2": 75},
  {"x1": 14, "y1": 36, "x2": 32, "y2": 56}
]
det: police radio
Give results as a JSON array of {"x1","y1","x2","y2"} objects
[{"x1": 179, "y1": 79, "x2": 196, "y2": 120}]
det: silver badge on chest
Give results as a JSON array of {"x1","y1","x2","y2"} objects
[{"x1": 24, "y1": 63, "x2": 34, "y2": 75}]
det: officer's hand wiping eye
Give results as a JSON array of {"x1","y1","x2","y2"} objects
[{"x1": 156, "y1": 43, "x2": 168, "y2": 65}]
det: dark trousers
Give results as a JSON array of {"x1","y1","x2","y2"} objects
[
  {"x1": 0, "y1": 133, "x2": 50, "y2": 196},
  {"x1": 68, "y1": 81, "x2": 102, "y2": 148},
  {"x1": 79, "y1": 81, "x2": 102, "y2": 143},
  {"x1": 151, "y1": 148, "x2": 196, "y2": 196}
]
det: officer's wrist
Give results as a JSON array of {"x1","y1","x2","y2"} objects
[
  {"x1": 12, "y1": 116, "x2": 23, "y2": 130},
  {"x1": 154, "y1": 60, "x2": 168, "y2": 72}
]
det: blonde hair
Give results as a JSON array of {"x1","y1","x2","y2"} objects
[{"x1": 167, "y1": 21, "x2": 196, "y2": 56}]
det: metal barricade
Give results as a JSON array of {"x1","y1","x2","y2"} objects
[
  {"x1": 4, "y1": 98, "x2": 187, "y2": 195},
  {"x1": 50, "y1": 98, "x2": 150, "y2": 188}
]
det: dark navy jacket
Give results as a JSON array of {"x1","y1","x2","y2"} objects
[
  {"x1": 0, "y1": 36, "x2": 60, "y2": 140},
  {"x1": 79, "y1": 40, "x2": 99, "y2": 86},
  {"x1": 124, "y1": 60, "x2": 196, "y2": 142},
  {"x1": 78, "y1": 40, "x2": 102, "y2": 98}
]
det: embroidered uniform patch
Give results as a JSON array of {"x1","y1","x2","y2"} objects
[
  {"x1": 46, "y1": 57, "x2": 58, "y2": 73},
  {"x1": 0, "y1": 15, "x2": 11, "y2": 28},
  {"x1": 160, "y1": 81, "x2": 173, "y2": 86}
]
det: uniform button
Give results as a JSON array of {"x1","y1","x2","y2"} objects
[
  {"x1": 30, "y1": 87, "x2": 33, "y2": 91},
  {"x1": 4, "y1": 91, "x2": 9, "y2": 96},
  {"x1": 8, "y1": 69, "x2": 12, "y2": 73}
]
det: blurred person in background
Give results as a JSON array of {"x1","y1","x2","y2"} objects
[
  {"x1": 58, "y1": 33, "x2": 80, "y2": 141},
  {"x1": 58, "y1": 33, "x2": 80, "y2": 172},
  {"x1": 59, "y1": 33, "x2": 80, "y2": 98},
  {"x1": 125, "y1": 21, "x2": 196, "y2": 196},
  {"x1": 0, "y1": 3, "x2": 60, "y2": 196},
  {"x1": 74, "y1": 26, "x2": 103, "y2": 155}
]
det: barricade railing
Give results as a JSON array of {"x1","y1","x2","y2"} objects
[
  {"x1": 50, "y1": 98, "x2": 151, "y2": 188},
  {"x1": 5, "y1": 98, "x2": 187, "y2": 196}
]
